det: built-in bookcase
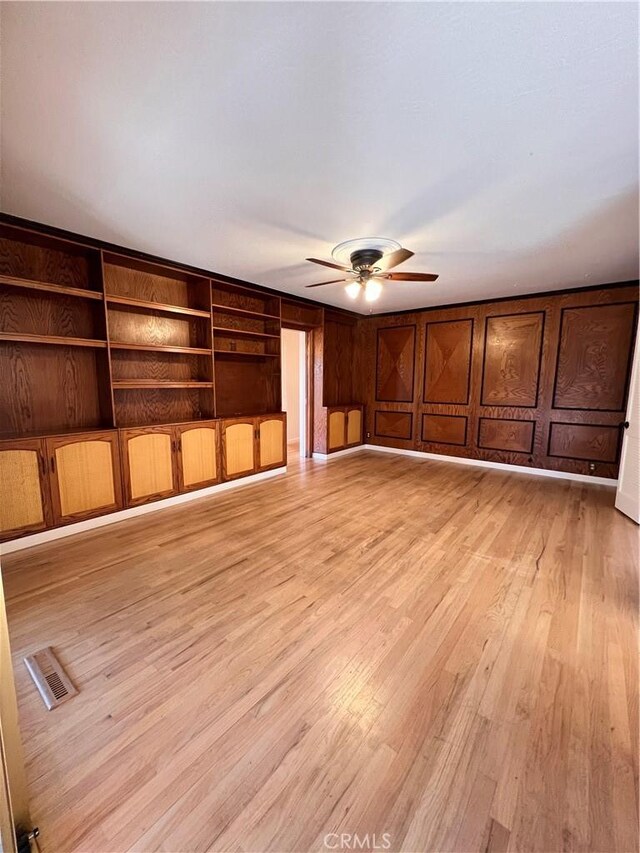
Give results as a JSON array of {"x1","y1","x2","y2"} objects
[
  {"x1": 103, "y1": 254, "x2": 215, "y2": 426},
  {"x1": 0, "y1": 221, "x2": 290, "y2": 435},
  {"x1": 212, "y1": 280, "x2": 282, "y2": 417},
  {"x1": 0, "y1": 224, "x2": 113, "y2": 437}
]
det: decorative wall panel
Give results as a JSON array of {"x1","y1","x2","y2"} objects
[
  {"x1": 422, "y1": 414, "x2": 467, "y2": 446},
  {"x1": 374, "y1": 411, "x2": 413, "y2": 440},
  {"x1": 477, "y1": 418, "x2": 535, "y2": 453},
  {"x1": 376, "y1": 325, "x2": 416, "y2": 402},
  {"x1": 553, "y1": 303, "x2": 636, "y2": 411},
  {"x1": 548, "y1": 422, "x2": 620, "y2": 463},
  {"x1": 481, "y1": 312, "x2": 544, "y2": 407},
  {"x1": 424, "y1": 319, "x2": 473, "y2": 404},
  {"x1": 365, "y1": 285, "x2": 637, "y2": 476}
]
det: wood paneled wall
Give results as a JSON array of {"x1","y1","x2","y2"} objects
[
  {"x1": 362, "y1": 284, "x2": 638, "y2": 477},
  {"x1": 322, "y1": 311, "x2": 365, "y2": 407}
]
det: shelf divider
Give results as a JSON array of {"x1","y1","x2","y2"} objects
[
  {"x1": 113, "y1": 380, "x2": 214, "y2": 389},
  {"x1": 212, "y1": 326, "x2": 280, "y2": 340},
  {"x1": 0, "y1": 332, "x2": 107, "y2": 348},
  {"x1": 109, "y1": 342, "x2": 212, "y2": 355},
  {"x1": 106, "y1": 294, "x2": 211, "y2": 318},
  {"x1": 212, "y1": 303, "x2": 280, "y2": 321}
]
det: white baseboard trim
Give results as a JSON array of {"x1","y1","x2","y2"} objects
[
  {"x1": 360, "y1": 444, "x2": 617, "y2": 486},
  {"x1": 1, "y1": 467, "x2": 287, "y2": 555},
  {"x1": 312, "y1": 446, "x2": 366, "y2": 461}
]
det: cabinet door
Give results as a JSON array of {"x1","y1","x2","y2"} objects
[
  {"x1": 346, "y1": 407, "x2": 363, "y2": 447},
  {"x1": 120, "y1": 427, "x2": 177, "y2": 506},
  {"x1": 176, "y1": 422, "x2": 220, "y2": 492},
  {"x1": 0, "y1": 439, "x2": 51, "y2": 540},
  {"x1": 221, "y1": 418, "x2": 256, "y2": 481},
  {"x1": 257, "y1": 414, "x2": 286, "y2": 472},
  {"x1": 47, "y1": 431, "x2": 122, "y2": 524},
  {"x1": 328, "y1": 409, "x2": 346, "y2": 451}
]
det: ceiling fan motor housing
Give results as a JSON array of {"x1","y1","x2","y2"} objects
[{"x1": 350, "y1": 248, "x2": 383, "y2": 270}]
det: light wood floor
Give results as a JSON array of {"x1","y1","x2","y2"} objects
[{"x1": 2, "y1": 452, "x2": 638, "y2": 852}]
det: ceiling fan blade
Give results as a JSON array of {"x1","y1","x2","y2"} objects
[
  {"x1": 306, "y1": 257, "x2": 352, "y2": 272},
  {"x1": 376, "y1": 247, "x2": 414, "y2": 271},
  {"x1": 305, "y1": 278, "x2": 350, "y2": 288},
  {"x1": 382, "y1": 272, "x2": 439, "y2": 282}
]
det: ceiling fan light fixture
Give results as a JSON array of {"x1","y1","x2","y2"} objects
[
  {"x1": 345, "y1": 281, "x2": 362, "y2": 299},
  {"x1": 364, "y1": 279, "x2": 383, "y2": 302}
]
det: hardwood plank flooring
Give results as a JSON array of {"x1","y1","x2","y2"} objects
[{"x1": 1, "y1": 452, "x2": 638, "y2": 852}]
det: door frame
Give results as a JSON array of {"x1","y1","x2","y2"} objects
[
  {"x1": 281, "y1": 322, "x2": 315, "y2": 458},
  {"x1": 616, "y1": 327, "x2": 640, "y2": 522}
]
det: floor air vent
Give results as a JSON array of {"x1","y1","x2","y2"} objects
[{"x1": 24, "y1": 647, "x2": 77, "y2": 710}]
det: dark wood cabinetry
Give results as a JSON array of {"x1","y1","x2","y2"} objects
[
  {"x1": 1, "y1": 213, "x2": 636, "y2": 542},
  {"x1": 0, "y1": 217, "x2": 294, "y2": 542},
  {"x1": 320, "y1": 405, "x2": 364, "y2": 453}
]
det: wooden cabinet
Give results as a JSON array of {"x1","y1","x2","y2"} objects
[
  {"x1": 122, "y1": 422, "x2": 222, "y2": 504},
  {"x1": 0, "y1": 438, "x2": 51, "y2": 540},
  {"x1": 325, "y1": 405, "x2": 364, "y2": 452},
  {"x1": 221, "y1": 414, "x2": 287, "y2": 480},
  {"x1": 221, "y1": 418, "x2": 256, "y2": 480},
  {"x1": 120, "y1": 426, "x2": 177, "y2": 506},
  {"x1": 257, "y1": 414, "x2": 286, "y2": 471},
  {"x1": 1, "y1": 413, "x2": 283, "y2": 541},
  {"x1": 346, "y1": 406, "x2": 363, "y2": 447},
  {"x1": 176, "y1": 421, "x2": 220, "y2": 492},
  {"x1": 328, "y1": 409, "x2": 346, "y2": 451},
  {"x1": 46, "y1": 431, "x2": 122, "y2": 523}
]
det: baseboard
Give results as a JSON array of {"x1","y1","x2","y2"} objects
[
  {"x1": 360, "y1": 444, "x2": 618, "y2": 486},
  {"x1": 1, "y1": 466, "x2": 287, "y2": 555},
  {"x1": 312, "y1": 446, "x2": 366, "y2": 460}
]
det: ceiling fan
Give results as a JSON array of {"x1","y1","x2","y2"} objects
[{"x1": 305, "y1": 238, "x2": 438, "y2": 302}]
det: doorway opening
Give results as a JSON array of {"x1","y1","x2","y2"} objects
[{"x1": 281, "y1": 328, "x2": 308, "y2": 458}]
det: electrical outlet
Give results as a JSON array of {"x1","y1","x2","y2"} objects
[
  {"x1": 366, "y1": 431, "x2": 371, "y2": 439},
  {"x1": 588, "y1": 462, "x2": 596, "y2": 473}
]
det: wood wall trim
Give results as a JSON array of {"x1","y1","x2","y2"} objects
[
  {"x1": 423, "y1": 318, "x2": 474, "y2": 405},
  {"x1": 480, "y1": 311, "x2": 545, "y2": 408},
  {"x1": 375, "y1": 325, "x2": 416, "y2": 402},
  {"x1": 374, "y1": 410, "x2": 413, "y2": 441},
  {"x1": 477, "y1": 417, "x2": 536, "y2": 455},
  {"x1": 551, "y1": 302, "x2": 638, "y2": 412},
  {"x1": 421, "y1": 413, "x2": 468, "y2": 446},
  {"x1": 547, "y1": 421, "x2": 622, "y2": 464}
]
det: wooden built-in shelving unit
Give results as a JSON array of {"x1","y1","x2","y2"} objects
[
  {"x1": 211, "y1": 280, "x2": 281, "y2": 417},
  {"x1": 0, "y1": 222, "x2": 289, "y2": 437},
  {"x1": 103, "y1": 252, "x2": 216, "y2": 427},
  {"x1": 0, "y1": 215, "x2": 365, "y2": 543}
]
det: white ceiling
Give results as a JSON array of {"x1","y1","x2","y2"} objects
[{"x1": 1, "y1": 2, "x2": 638, "y2": 314}]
